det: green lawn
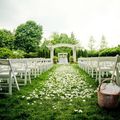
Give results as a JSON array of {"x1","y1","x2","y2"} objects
[{"x1": 0, "y1": 64, "x2": 120, "y2": 120}]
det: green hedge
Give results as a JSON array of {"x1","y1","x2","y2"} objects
[
  {"x1": 87, "y1": 50, "x2": 99, "y2": 57},
  {"x1": 86, "y1": 46, "x2": 120, "y2": 57},
  {"x1": 99, "y1": 47, "x2": 120, "y2": 56},
  {"x1": 0, "y1": 48, "x2": 26, "y2": 59},
  {"x1": 12, "y1": 50, "x2": 25, "y2": 58},
  {"x1": 0, "y1": 48, "x2": 13, "y2": 58},
  {"x1": 24, "y1": 52, "x2": 38, "y2": 58}
]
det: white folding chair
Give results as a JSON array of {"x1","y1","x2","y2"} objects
[
  {"x1": 112, "y1": 55, "x2": 120, "y2": 86},
  {"x1": 0, "y1": 59, "x2": 20, "y2": 95},
  {"x1": 96, "y1": 57, "x2": 116, "y2": 84},
  {"x1": 10, "y1": 59, "x2": 31, "y2": 85}
]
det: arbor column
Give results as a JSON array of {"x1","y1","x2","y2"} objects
[
  {"x1": 50, "y1": 47, "x2": 54, "y2": 63},
  {"x1": 73, "y1": 46, "x2": 76, "y2": 62}
]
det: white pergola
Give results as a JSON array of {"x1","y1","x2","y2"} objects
[{"x1": 47, "y1": 43, "x2": 79, "y2": 63}]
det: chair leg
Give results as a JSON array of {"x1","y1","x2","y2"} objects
[
  {"x1": 13, "y1": 76, "x2": 20, "y2": 91},
  {"x1": 96, "y1": 70, "x2": 98, "y2": 81},
  {"x1": 92, "y1": 69, "x2": 94, "y2": 78},
  {"x1": 28, "y1": 72, "x2": 31, "y2": 84},
  {"x1": 24, "y1": 73, "x2": 27, "y2": 85},
  {"x1": 9, "y1": 78, "x2": 12, "y2": 95},
  {"x1": 99, "y1": 71, "x2": 101, "y2": 84}
]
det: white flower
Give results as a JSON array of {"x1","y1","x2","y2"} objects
[
  {"x1": 78, "y1": 110, "x2": 83, "y2": 113},
  {"x1": 83, "y1": 99, "x2": 86, "y2": 102},
  {"x1": 26, "y1": 97, "x2": 31, "y2": 100},
  {"x1": 22, "y1": 96, "x2": 25, "y2": 98},
  {"x1": 74, "y1": 109, "x2": 78, "y2": 112},
  {"x1": 94, "y1": 90, "x2": 97, "y2": 93},
  {"x1": 35, "y1": 95, "x2": 39, "y2": 98},
  {"x1": 31, "y1": 103, "x2": 34, "y2": 105}
]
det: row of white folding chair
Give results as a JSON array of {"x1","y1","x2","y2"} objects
[
  {"x1": 12, "y1": 58, "x2": 53, "y2": 80},
  {"x1": 26, "y1": 58, "x2": 53, "y2": 78},
  {"x1": 78, "y1": 57, "x2": 99, "y2": 78},
  {"x1": 0, "y1": 58, "x2": 53, "y2": 95},
  {"x1": 78, "y1": 58, "x2": 89, "y2": 71},
  {"x1": 78, "y1": 56, "x2": 118, "y2": 84}
]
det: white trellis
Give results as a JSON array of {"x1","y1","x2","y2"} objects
[{"x1": 47, "y1": 43, "x2": 79, "y2": 63}]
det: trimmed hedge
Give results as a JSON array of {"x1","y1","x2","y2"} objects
[
  {"x1": 86, "y1": 46, "x2": 120, "y2": 57},
  {"x1": 0, "y1": 48, "x2": 26, "y2": 59},
  {"x1": 99, "y1": 47, "x2": 120, "y2": 56},
  {"x1": 87, "y1": 50, "x2": 99, "y2": 57}
]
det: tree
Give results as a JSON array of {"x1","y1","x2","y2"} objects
[
  {"x1": 50, "y1": 32, "x2": 60, "y2": 44},
  {"x1": 88, "y1": 36, "x2": 95, "y2": 51},
  {"x1": 100, "y1": 35, "x2": 108, "y2": 50},
  {"x1": 50, "y1": 32, "x2": 78, "y2": 45},
  {"x1": 70, "y1": 32, "x2": 78, "y2": 44},
  {"x1": 0, "y1": 29, "x2": 15, "y2": 49},
  {"x1": 59, "y1": 33, "x2": 69, "y2": 44},
  {"x1": 38, "y1": 38, "x2": 50, "y2": 58},
  {"x1": 14, "y1": 20, "x2": 43, "y2": 53},
  {"x1": 83, "y1": 49, "x2": 88, "y2": 57}
]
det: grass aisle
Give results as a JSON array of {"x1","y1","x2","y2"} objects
[{"x1": 0, "y1": 64, "x2": 120, "y2": 120}]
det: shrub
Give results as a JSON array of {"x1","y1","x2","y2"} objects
[
  {"x1": 88, "y1": 50, "x2": 99, "y2": 57},
  {"x1": 0, "y1": 48, "x2": 13, "y2": 58},
  {"x1": 69, "y1": 56, "x2": 74, "y2": 63},
  {"x1": 12, "y1": 50, "x2": 26, "y2": 58},
  {"x1": 53, "y1": 56, "x2": 58, "y2": 64},
  {"x1": 24, "y1": 52, "x2": 38, "y2": 58}
]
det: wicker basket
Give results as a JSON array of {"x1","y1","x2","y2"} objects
[{"x1": 97, "y1": 79, "x2": 120, "y2": 108}]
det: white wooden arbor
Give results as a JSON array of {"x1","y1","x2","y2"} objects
[{"x1": 47, "y1": 43, "x2": 79, "y2": 63}]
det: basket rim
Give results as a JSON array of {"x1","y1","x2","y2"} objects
[{"x1": 98, "y1": 91, "x2": 120, "y2": 96}]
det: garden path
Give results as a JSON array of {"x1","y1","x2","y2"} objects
[{"x1": 24, "y1": 64, "x2": 95, "y2": 105}]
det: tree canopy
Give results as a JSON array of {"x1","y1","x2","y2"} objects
[
  {"x1": 100, "y1": 35, "x2": 108, "y2": 50},
  {"x1": 0, "y1": 29, "x2": 15, "y2": 49},
  {"x1": 14, "y1": 20, "x2": 43, "y2": 53},
  {"x1": 88, "y1": 36, "x2": 95, "y2": 51},
  {"x1": 50, "y1": 32, "x2": 78, "y2": 45}
]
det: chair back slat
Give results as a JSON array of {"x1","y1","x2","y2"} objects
[{"x1": 0, "y1": 59, "x2": 9, "y2": 65}]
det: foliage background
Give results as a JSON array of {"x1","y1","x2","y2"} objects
[{"x1": 0, "y1": 20, "x2": 119, "y2": 59}]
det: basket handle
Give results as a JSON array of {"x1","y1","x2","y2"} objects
[{"x1": 98, "y1": 78, "x2": 116, "y2": 91}]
